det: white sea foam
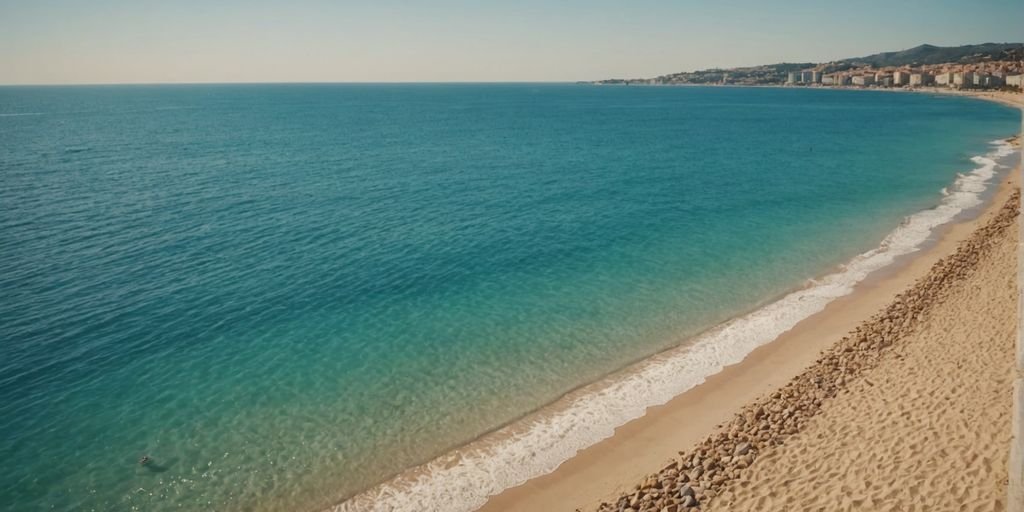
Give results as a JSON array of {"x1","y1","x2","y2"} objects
[{"x1": 329, "y1": 140, "x2": 1017, "y2": 512}]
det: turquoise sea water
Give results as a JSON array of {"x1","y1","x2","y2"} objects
[{"x1": 0, "y1": 84, "x2": 1019, "y2": 511}]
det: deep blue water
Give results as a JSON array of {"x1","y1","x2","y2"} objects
[{"x1": 0, "y1": 84, "x2": 1018, "y2": 511}]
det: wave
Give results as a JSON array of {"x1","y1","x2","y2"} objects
[{"x1": 328, "y1": 140, "x2": 1016, "y2": 512}]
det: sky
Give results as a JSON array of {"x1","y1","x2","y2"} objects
[{"x1": 1, "y1": 0, "x2": 1022, "y2": 85}]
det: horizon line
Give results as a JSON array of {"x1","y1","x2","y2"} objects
[
  {"x1": 0, "y1": 80, "x2": 588, "y2": 88},
  {"x1": 6, "y1": 41, "x2": 1022, "y2": 88}
]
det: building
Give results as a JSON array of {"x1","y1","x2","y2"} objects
[
  {"x1": 880, "y1": 76, "x2": 894, "y2": 87},
  {"x1": 821, "y1": 75, "x2": 834, "y2": 85},
  {"x1": 833, "y1": 74, "x2": 852, "y2": 86},
  {"x1": 811, "y1": 71, "x2": 822, "y2": 83},
  {"x1": 953, "y1": 72, "x2": 975, "y2": 87},
  {"x1": 983, "y1": 75, "x2": 1004, "y2": 87},
  {"x1": 1007, "y1": 75, "x2": 1024, "y2": 89},
  {"x1": 787, "y1": 72, "x2": 799, "y2": 84},
  {"x1": 800, "y1": 70, "x2": 815, "y2": 83},
  {"x1": 893, "y1": 71, "x2": 911, "y2": 86},
  {"x1": 852, "y1": 75, "x2": 876, "y2": 86},
  {"x1": 909, "y1": 73, "x2": 933, "y2": 86},
  {"x1": 973, "y1": 73, "x2": 989, "y2": 87},
  {"x1": 934, "y1": 72, "x2": 953, "y2": 86}
]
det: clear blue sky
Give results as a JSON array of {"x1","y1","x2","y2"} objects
[{"x1": 1, "y1": 0, "x2": 1022, "y2": 84}]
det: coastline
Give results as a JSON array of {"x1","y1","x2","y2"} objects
[
  {"x1": 476, "y1": 90, "x2": 1023, "y2": 512},
  {"x1": 328, "y1": 89, "x2": 1023, "y2": 512},
  {"x1": 709, "y1": 191, "x2": 1019, "y2": 510},
  {"x1": 589, "y1": 177, "x2": 1022, "y2": 512}
]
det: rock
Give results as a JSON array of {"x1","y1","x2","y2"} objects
[
  {"x1": 679, "y1": 485, "x2": 695, "y2": 498},
  {"x1": 681, "y1": 495, "x2": 697, "y2": 508},
  {"x1": 733, "y1": 442, "x2": 751, "y2": 456}
]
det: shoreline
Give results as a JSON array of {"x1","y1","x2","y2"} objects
[
  {"x1": 594, "y1": 80, "x2": 1024, "y2": 113},
  {"x1": 476, "y1": 91, "x2": 1023, "y2": 512},
  {"x1": 599, "y1": 184, "x2": 1022, "y2": 512},
  {"x1": 479, "y1": 153, "x2": 1022, "y2": 512},
  {"x1": 331, "y1": 90, "x2": 1022, "y2": 512}
]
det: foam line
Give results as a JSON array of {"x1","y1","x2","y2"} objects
[{"x1": 329, "y1": 140, "x2": 1015, "y2": 512}]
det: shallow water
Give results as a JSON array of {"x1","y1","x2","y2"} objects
[{"x1": 0, "y1": 84, "x2": 1018, "y2": 511}]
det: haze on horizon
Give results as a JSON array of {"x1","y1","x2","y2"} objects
[{"x1": 1, "y1": 0, "x2": 1022, "y2": 85}]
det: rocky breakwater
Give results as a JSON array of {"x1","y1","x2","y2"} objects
[{"x1": 594, "y1": 191, "x2": 1021, "y2": 512}]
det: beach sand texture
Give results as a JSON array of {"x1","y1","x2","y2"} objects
[
  {"x1": 590, "y1": 189, "x2": 1020, "y2": 512},
  {"x1": 709, "y1": 194, "x2": 1019, "y2": 511}
]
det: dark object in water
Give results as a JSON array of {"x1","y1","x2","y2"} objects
[{"x1": 139, "y1": 455, "x2": 151, "y2": 466}]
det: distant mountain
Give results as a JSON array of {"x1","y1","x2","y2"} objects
[{"x1": 838, "y1": 43, "x2": 1024, "y2": 68}]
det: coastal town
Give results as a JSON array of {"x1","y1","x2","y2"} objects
[
  {"x1": 594, "y1": 43, "x2": 1024, "y2": 92},
  {"x1": 785, "y1": 60, "x2": 1023, "y2": 89}
]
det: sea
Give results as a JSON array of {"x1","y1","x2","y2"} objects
[{"x1": 0, "y1": 84, "x2": 1019, "y2": 512}]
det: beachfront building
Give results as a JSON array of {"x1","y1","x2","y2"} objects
[
  {"x1": 893, "y1": 71, "x2": 911, "y2": 86},
  {"x1": 821, "y1": 75, "x2": 834, "y2": 85},
  {"x1": 852, "y1": 75, "x2": 875, "y2": 86},
  {"x1": 833, "y1": 74, "x2": 852, "y2": 86},
  {"x1": 934, "y1": 72, "x2": 953, "y2": 86},
  {"x1": 953, "y1": 71, "x2": 975, "y2": 87},
  {"x1": 787, "y1": 72, "x2": 799, "y2": 84},
  {"x1": 909, "y1": 73, "x2": 933, "y2": 86},
  {"x1": 1008, "y1": 75, "x2": 1024, "y2": 89},
  {"x1": 811, "y1": 71, "x2": 822, "y2": 83},
  {"x1": 983, "y1": 75, "x2": 1003, "y2": 87},
  {"x1": 800, "y1": 70, "x2": 814, "y2": 83}
]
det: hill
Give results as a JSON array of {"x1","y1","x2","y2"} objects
[{"x1": 840, "y1": 43, "x2": 1024, "y2": 67}]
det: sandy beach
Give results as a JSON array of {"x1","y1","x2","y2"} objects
[
  {"x1": 480, "y1": 90, "x2": 1023, "y2": 512},
  {"x1": 710, "y1": 193, "x2": 1018, "y2": 511},
  {"x1": 4, "y1": 6, "x2": 1020, "y2": 508}
]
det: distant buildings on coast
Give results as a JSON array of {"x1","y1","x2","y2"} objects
[
  {"x1": 595, "y1": 48, "x2": 1024, "y2": 91},
  {"x1": 785, "y1": 61, "x2": 1023, "y2": 91}
]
